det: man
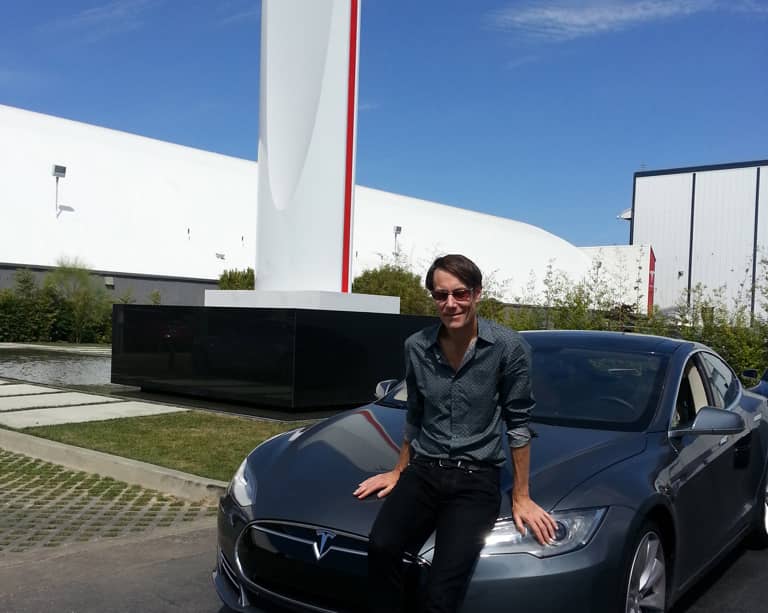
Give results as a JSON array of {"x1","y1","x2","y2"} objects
[{"x1": 354, "y1": 254, "x2": 556, "y2": 613}]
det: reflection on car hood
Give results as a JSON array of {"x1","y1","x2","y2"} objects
[{"x1": 247, "y1": 404, "x2": 646, "y2": 539}]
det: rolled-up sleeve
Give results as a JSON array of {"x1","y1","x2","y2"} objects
[
  {"x1": 499, "y1": 339, "x2": 535, "y2": 448},
  {"x1": 404, "y1": 339, "x2": 424, "y2": 442}
]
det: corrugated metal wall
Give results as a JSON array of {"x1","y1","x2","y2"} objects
[
  {"x1": 632, "y1": 162, "x2": 765, "y2": 313},
  {"x1": 692, "y1": 167, "x2": 756, "y2": 308},
  {"x1": 632, "y1": 173, "x2": 693, "y2": 309},
  {"x1": 756, "y1": 166, "x2": 768, "y2": 313}
]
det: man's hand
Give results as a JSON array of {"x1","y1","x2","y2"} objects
[
  {"x1": 353, "y1": 470, "x2": 400, "y2": 499},
  {"x1": 511, "y1": 493, "x2": 557, "y2": 545}
]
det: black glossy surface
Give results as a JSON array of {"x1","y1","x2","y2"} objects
[{"x1": 111, "y1": 305, "x2": 434, "y2": 410}]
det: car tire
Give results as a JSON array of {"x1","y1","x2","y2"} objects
[
  {"x1": 747, "y1": 472, "x2": 768, "y2": 549},
  {"x1": 621, "y1": 521, "x2": 668, "y2": 613}
]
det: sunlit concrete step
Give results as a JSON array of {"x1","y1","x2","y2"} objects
[
  {"x1": 0, "y1": 384, "x2": 65, "y2": 397},
  {"x1": 0, "y1": 401, "x2": 186, "y2": 428},
  {"x1": 0, "y1": 392, "x2": 122, "y2": 412}
]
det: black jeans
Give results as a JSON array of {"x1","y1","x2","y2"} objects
[{"x1": 368, "y1": 458, "x2": 501, "y2": 613}]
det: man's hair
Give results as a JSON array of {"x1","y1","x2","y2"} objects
[{"x1": 425, "y1": 254, "x2": 483, "y2": 291}]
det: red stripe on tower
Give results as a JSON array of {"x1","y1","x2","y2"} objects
[{"x1": 341, "y1": 0, "x2": 359, "y2": 292}]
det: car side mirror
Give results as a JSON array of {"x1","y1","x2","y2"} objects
[
  {"x1": 374, "y1": 379, "x2": 399, "y2": 399},
  {"x1": 742, "y1": 369, "x2": 759, "y2": 380},
  {"x1": 670, "y1": 406, "x2": 745, "y2": 437}
]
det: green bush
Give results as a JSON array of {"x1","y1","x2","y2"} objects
[
  {"x1": 0, "y1": 261, "x2": 113, "y2": 344},
  {"x1": 219, "y1": 268, "x2": 255, "y2": 290},
  {"x1": 352, "y1": 264, "x2": 435, "y2": 316}
]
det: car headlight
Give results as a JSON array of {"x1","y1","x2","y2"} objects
[
  {"x1": 227, "y1": 458, "x2": 257, "y2": 507},
  {"x1": 483, "y1": 507, "x2": 606, "y2": 558}
]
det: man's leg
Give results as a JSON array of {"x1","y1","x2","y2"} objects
[
  {"x1": 368, "y1": 463, "x2": 439, "y2": 613},
  {"x1": 422, "y1": 468, "x2": 501, "y2": 613}
]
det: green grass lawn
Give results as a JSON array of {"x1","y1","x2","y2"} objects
[{"x1": 19, "y1": 411, "x2": 314, "y2": 482}]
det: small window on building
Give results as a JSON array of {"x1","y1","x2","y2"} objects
[{"x1": 104, "y1": 276, "x2": 115, "y2": 289}]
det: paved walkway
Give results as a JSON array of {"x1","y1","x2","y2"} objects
[
  {"x1": 0, "y1": 449, "x2": 217, "y2": 555},
  {"x1": 0, "y1": 378, "x2": 185, "y2": 428}
]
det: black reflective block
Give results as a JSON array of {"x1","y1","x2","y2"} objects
[{"x1": 111, "y1": 305, "x2": 434, "y2": 411}]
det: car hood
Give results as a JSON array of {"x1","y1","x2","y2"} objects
[{"x1": 246, "y1": 404, "x2": 646, "y2": 539}]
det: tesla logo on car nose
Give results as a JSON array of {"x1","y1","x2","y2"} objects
[{"x1": 313, "y1": 530, "x2": 337, "y2": 561}]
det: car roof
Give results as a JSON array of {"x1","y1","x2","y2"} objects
[{"x1": 520, "y1": 329, "x2": 690, "y2": 355}]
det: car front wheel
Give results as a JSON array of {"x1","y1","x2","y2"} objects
[{"x1": 623, "y1": 522, "x2": 667, "y2": 613}]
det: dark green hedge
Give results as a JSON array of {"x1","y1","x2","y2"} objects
[{"x1": 0, "y1": 268, "x2": 112, "y2": 344}]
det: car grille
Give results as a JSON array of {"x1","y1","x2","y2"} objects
[{"x1": 235, "y1": 520, "x2": 428, "y2": 612}]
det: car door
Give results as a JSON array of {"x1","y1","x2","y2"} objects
[
  {"x1": 698, "y1": 351, "x2": 754, "y2": 541},
  {"x1": 663, "y1": 355, "x2": 726, "y2": 581}
]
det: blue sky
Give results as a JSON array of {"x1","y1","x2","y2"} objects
[{"x1": 2, "y1": 0, "x2": 766, "y2": 246}]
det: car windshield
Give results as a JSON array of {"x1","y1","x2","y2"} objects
[{"x1": 376, "y1": 345, "x2": 668, "y2": 431}]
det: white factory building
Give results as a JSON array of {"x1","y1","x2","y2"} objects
[
  {"x1": 631, "y1": 160, "x2": 768, "y2": 315},
  {"x1": 0, "y1": 103, "x2": 661, "y2": 311}
]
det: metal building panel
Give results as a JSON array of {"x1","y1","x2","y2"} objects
[
  {"x1": 633, "y1": 173, "x2": 693, "y2": 310},
  {"x1": 755, "y1": 167, "x2": 768, "y2": 314},
  {"x1": 691, "y1": 167, "x2": 757, "y2": 309}
]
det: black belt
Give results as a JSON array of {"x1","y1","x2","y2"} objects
[{"x1": 410, "y1": 455, "x2": 497, "y2": 472}]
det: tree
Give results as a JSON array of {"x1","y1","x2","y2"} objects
[
  {"x1": 43, "y1": 257, "x2": 111, "y2": 343},
  {"x1": 352, "y1": 264, "x2": 435, "y2": 316},
  {"x1": 219, "y1": 268, "x2": 255, "y2": 290}
]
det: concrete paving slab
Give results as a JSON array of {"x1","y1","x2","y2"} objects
[
  {"x1": 0, "y1": 401, "x2": 186, "y2": 428},
  {"x1": 0, "y1": 391, "x2": 120, "y2": 412},
  {"x1": 0, "y1": 383, "x2": 60, "y2": 396}
]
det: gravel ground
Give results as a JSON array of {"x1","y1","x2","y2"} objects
[{"x1": 0, "y1": 449, "x2": 218, "y2": 555}]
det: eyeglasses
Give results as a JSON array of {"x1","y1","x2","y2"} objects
[{"x1": 430, "y1": 288, "x2": 474, "y2": 302}]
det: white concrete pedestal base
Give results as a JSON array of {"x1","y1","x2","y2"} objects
[{"x1": 204, "y1": 290, "x2": 399, "y2": 314}]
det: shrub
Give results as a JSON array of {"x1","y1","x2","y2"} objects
[
  {"x1": 352, "y1": 264, "x2": 435, "y2": 316},
  {"x1": 219, "y1": 268, "x2": 255, "y2": 290}
]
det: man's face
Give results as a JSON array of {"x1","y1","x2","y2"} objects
[{"x1": 431, "y1": 268, "x2": 481, "y2": 332}]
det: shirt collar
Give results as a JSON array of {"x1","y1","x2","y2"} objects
[{"x1": 426, "y1": 317, "x2": 496, "y2": 348}]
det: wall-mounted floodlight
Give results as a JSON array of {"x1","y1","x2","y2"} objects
[
  {"x1": 52, "y1": 164, "x2": 67, "y2": 216},
  {"x1": 393, "y1": 225, "x2": 402, "y2": 257}
]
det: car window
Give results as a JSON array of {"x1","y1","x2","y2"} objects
[
  {"x1": 699, "y1": 352, "x2": 739, "y2": 408},
  {"x1": 529, "y1": 347, "x2": 667, "y2": 431},
  {"x1": 671, "y1": 359, "x2": 708, "y2": 429},
  {"x1": 377, "y1": 345, "x2": 668, "y2": 431}
]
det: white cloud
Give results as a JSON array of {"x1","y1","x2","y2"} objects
[
  {"x1": 42, "y1": 0, "x2": 155, "y2": 42},
  {"x1": 489, "y1": 0, "x2": 764, "y2": 41}
]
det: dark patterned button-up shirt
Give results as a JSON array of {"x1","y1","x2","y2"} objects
[{"x1": 404, "y1": 317, "x2": 534, "y2": 466}]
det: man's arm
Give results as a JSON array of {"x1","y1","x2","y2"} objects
[
  {"x1": 353, "y1": 440, "x2": 411, "y2": 499},
  {"x1": 510, "y1": 444, "x2": 557, "y2": 545},
  {"x1": 354, "y1": 338, "x2": 422, "y2": 500},
  {"x1": 499, "y1": 338, "x2": 556, "y2": 545}
]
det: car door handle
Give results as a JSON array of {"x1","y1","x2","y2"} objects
[{"x1": 719, "y1": 435, "x2": 728, "y2": 446}]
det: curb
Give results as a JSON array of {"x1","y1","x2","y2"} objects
[{"x1": 0, "y1": 428, "x2": 227, "y2": 503}]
